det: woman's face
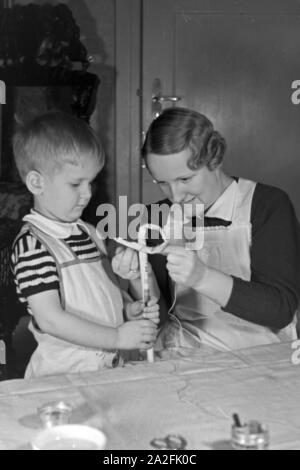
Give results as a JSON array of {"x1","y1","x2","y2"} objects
[{"x1": 147, "y1": 148, "x2": 221, "y2": 209}]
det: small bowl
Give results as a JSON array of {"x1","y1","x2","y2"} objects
[
  {"x1": 31, "y1": 424, "x2": 107, "y2": 450},
  {"x1": 231, "y1": 420, "x2": 269, "y2": 450},
  {"x1": 38, "y1": 401, "x2": 72, "y2": 428}
]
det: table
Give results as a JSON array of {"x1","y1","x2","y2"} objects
[{"x1": 0, "y1": 342, "x2": 300, "y2": 450}]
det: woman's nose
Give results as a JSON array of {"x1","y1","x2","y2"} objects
[{"x1": 170, "y1": 184, "x2": 185, "y2": 204}]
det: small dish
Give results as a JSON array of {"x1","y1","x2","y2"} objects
[
  {"x1": 38, "y1": 401, "x2": 72, "y2": 428},
  {"x1": 31, "y1": 424, "x2": 107, "y2": 450}
]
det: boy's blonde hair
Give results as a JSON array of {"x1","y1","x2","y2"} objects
[{"x1": 13, "y1": 111, "x2": 105, "y2": 182}]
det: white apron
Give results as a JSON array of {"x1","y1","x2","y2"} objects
[
  {"x1": 20, "y1": 214, "x2": 124, "y2": 378},
  {"x1": 157, "y1": 178, "x2": 297, "y2": 351}
]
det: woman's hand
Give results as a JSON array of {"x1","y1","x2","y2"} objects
[
  {"x1": 126, "y1": 297, "x2": 160, "y2": 324},
  {"x1": 112, "y1": 246, "x2": 140, "y2": 280},
  {"x1": 164, "y1": 246, "x2": 206, "y2": 289}
]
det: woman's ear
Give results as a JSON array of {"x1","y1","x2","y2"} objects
[
  {"x1": 207, "y1": 158, "x2": 222, "y2": 171},
  {"x1": 206, "y1": 132, "x2": 226, "y2": 171},
  {"x1": 26, "y1": 170, "x2": 44, "y2": 195}
]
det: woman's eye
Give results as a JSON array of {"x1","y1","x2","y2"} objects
[
  {"x1": 181, "y1": 178, "x2": 191, "y2": 183},
  {"x1": 70, "y1": 183, "x2": 80, "y2": 188}
]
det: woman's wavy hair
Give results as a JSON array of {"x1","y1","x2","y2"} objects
[{"x1": 142, "y1": 107, "x2": 226, "y2": 170}]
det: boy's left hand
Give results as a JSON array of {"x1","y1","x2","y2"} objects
[{"x1": 126, "y1": 297, "x2": 160, "y2": 324}]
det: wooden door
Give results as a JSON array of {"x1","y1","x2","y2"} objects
[{"x1": 142, "y1": 0, "x2": 300, "y2": 219}]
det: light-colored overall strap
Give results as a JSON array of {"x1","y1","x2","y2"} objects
[
  {"x1": 14, "y1": 222, "x2": 69, "y2": 311},
  {"x1": 232, "y1": 178, "x2": 257, "y2": 226},
  {"x1": 18, "y1": 222, "x2": 76, "y2": 265},
  {"x1": 80, "y1": 222, "x2": 108, "y2": 256}
]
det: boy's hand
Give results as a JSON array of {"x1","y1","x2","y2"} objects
[
  {"x1": 112, "y1": 246, "x2": 140, "y2": 280},
  {"x1": 126, "y1": 297, "x2": 160, "y2": 324},
  {"x1": 116, "y1": 320, "x2": 157, "y2": 350}
]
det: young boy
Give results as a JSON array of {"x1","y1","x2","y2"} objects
[{"x1": 11, "y1": 111, "x2": 159, "y2": 378}]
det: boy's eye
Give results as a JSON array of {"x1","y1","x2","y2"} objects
[{"x1": 70, "y1": 183, "x2": 80, "y2": 188}]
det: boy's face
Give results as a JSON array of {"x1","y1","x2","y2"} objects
[{"x1": 36, "y1": 155, "x2": 101, "y2": 222}]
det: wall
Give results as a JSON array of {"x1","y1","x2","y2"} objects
[
  {"x1": 68, "y1": 0, "x2": 116, "y2": 213},
  {"x1": 141, "y1": 0, "x2": 300, "y2": 220},
  {"x1": 12, "y1": 0, "x2": 117, "y2": 217}
]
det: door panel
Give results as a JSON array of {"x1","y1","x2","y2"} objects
[{"x1": 142, "y1": 0, "x2": 300, "y2": 220}]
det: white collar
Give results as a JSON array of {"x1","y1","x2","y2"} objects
[
  {"x1": 23, "y1": 210, "x2": 87, "y2": 239},
  {"x1": 205, "y1": 179, "x2": 238, "y2": 221}
]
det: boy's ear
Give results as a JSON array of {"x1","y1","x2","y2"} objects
[{"x1": 26, "y1": 171, "x2": 44, "y2": 195}]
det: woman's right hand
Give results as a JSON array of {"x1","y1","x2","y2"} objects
[
  {"x1": 112, "y1": 246, "x2": 140, "y2": 280},
  {"x1": 116, "y1": 320, "x2": 157, "y2": 350}
]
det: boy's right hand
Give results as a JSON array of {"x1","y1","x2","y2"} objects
[
  {"x1": 126, "y1": 297, "x2": 160, "y2": 324},
  {"x1": 112, "y1": 246, "x2": 140, "y2": 280},
  {"x1": 116, "y1": 320, "x2": 157, "y2": 350}
]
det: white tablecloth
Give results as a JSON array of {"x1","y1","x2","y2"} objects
[{"x1": 0, "y1": 342, "x2": 299, "y2": 450}]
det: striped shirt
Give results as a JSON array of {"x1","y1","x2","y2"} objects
[{"x1": 11, "y1": 225, "x2": 100, "y2": 311}]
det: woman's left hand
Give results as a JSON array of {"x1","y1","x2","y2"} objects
[{"x1": 164, "y1": 246, "x2": 206, "y2": 289}]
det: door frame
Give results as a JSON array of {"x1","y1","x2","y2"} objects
[{"x1": 115, "y1": 0, "x2": 142, "y2": 206}]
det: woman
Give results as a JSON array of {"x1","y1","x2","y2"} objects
[{"x1": 114, "y1": 107, "x2": 300, "y2": 351}]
